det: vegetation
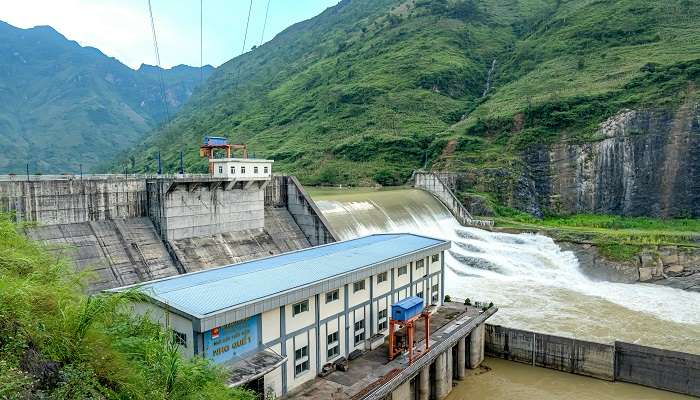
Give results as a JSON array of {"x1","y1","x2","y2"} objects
[
  {"x1": 111, "y1": 0, "x2": 699, "y2": 191},
  {"x1": 494, "y1": 213, "x2": 700, "y2": 261},
  {"x1": 0, "y1": 21, "x2": 213, "y2": 174},
  {"x1": 0, "y1": 213, "x2": 253, "y2": 399}
]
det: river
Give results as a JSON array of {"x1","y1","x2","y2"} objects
[{"x1": 308, "y1": 187, "x2": 699, "y2": 399}]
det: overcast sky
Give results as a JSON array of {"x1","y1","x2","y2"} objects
[{"x1": 1, "y1": 0, "x2": 339, "y2": 69}]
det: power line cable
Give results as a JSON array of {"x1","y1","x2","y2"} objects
[
  {"x1": 234, "y1": 0, "x2": 254, "y2": 89},
  {"x1": 241, "y1": 0, "x2": 253, "y2": 54},
  {"x1": 147, "y1": 0, "x2": 171, "y2": 122},
  {"x1": 260, "y1": 0, "x2": 271, "y2": 46}
]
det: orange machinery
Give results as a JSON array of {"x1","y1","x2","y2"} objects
[
  {"x1": 387, "y1": 297, "x2": 432, "y2": 364},
  {"x1": 199, "y1": 136, "x2": 248, "y2": 173}
]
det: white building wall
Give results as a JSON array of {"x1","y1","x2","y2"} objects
[
  {"x1": 348, "y1": 277, "x2": 369, "y2": 307},
  {"x1": 132, "y1": 302, "x2": 195, "y2": 358},
  {"x1": 320, "y1": 289, "x2": 344, "y2": 320},
  {"x1": 261, "y1": 308, "x2": 280, "y2": 344},
  {"x1": 210, "y1": 158, "x2": 273, "y2": 179},
  {"x1": 285, "y1": 296, "x2": 316, "y2": 334}
]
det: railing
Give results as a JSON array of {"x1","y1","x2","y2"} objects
[{"x1": 412, "y1": 171, "x2": 494, "y2": 229}]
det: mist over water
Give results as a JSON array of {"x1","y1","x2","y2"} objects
[{"x1": 311, "y1": 188, "x2": 700, "y2": 354}]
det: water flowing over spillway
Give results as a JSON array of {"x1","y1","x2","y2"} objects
[{"x1": 310, "y1": 188, "x2": 700, "y2": 354}]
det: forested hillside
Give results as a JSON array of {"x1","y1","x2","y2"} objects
[
  {"x1": 0, "y1": 21, "x2": 213, "y2": 173},
  {"x1": 116, "y1": 0, "x2": 700, "y2": 217}
]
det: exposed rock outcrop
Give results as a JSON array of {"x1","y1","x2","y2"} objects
[{"x1": 520, "y1": 104, "x2": 700, "y2": 217}]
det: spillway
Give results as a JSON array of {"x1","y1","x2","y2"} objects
[{"x1": 309, "y1": 188, "x2": 700, "y2": 354}]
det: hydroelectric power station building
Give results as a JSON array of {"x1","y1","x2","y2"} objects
[{"x1": 112, "y1": 233, "x2": 450, "y2": 397}]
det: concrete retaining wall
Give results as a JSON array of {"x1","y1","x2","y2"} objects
[
  {"x1": 147, "y1": 181, "x2": 265, "y2": 240},
  {"x1": 0, "y1": 177, "x2": 147, "y2": 224},
  {"x1": 615, "y1": 341, "x2": 700, "y2": 397},
  {"x1": 266, "y1": 176, "x2": 338, "y2": 246},
  {"x1": 485, "y1": 324, "x2": 615, "y2": 380},
  {"x1": 486, "y1": 324, "x2": 700, "y2": 396}
]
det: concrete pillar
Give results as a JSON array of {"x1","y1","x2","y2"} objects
[
  {"x1": 417, "y1": 365, "x2": 430, "y2": 400},
  {"x1": 446, "y1": 347, "x2": 453, "y2": 391},
  {"x1": 456, "y1": 336, "x2": 466, "y2": 380},
  {"x1": 433, "y1": 352, "x2": 449, "y2": 399},
  {"x1": 391, "y1": 379, "x2": 411, "y2": 400},
  {"x1": 468, "y1": 323, "x2": 485, "y2": 369}
]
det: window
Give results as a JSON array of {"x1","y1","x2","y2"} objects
[
  {"x1": 416, "y1": 259, "x2": 424, "y2": 269},
  {"x1": 327, "y1": 344, "x2": 339, "y2": 358},
  {"x1": 354, "y1": 319, "x2": 366, "y2": 345},
  {"x1": 173, "y1": 331, "x2": 187, "y2": 347},
  {"x1": 378, "y1": 309, "x2": 387, "y2": 332},
  {"x1": 254, "y1": 166, "x2": 259, "y2": 174},
  {"x1": 432, "y1": 284, "x2": 439, "y2": 293},
  {"x1": 377, "y1": 272, "x2": 387, "y2": 284},
  {"x1": 264, "y1": 166, "x2": 269, "y2": 174},
  {"x1": 398, "y1": 265, "x2": 407, "y2": 276},
  {"x1": 353, "y1": 280, "x2": 365, "y2": 293},
  {"x1": 218, "y1": 166, "x2": 223, "y2": 174},
  {"x1": 416, "y1": 291, "x2": 423, "y2": 300},
  {"x1": 327, "y1": 331, "x2": 339, "y2": 344},
  {"x1": 432, "y1": 284, "x2": 439, "y2": 303},
  {"x1": 293, "y1": 300, "x2": 309, "y2": 316},
  {"x1": 431, "y1": 254, "x2": 439, "y2": 263},
  {"x1": 241, "y1": 166, "x2": 246, "y2": 174},
  {"x1": 230, "y1": 165, "x2": 235, "y2": 174},
  {"x1": 325, "y1": 289, "x2": 339, "y2": 303},
  {"x1": 294, "y1": 345, "x2": 309, "y2": 376},
  {"x1": 327, "y1": 331, "x2": 339, "y2": 359}
]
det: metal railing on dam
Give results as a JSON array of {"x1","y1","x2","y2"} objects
[
  {"x1": 485, "y1": 324, "x2": 700, "y2": 397},
  {"x1": 412, "y1": 170, "x2": 494, "y2": 229}
]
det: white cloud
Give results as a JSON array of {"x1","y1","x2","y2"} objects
[{"x1": 0, "y1": 0, "x2": 199, "y2": 69}]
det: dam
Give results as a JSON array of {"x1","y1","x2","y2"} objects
[
  {"x1": 309, "y1": 187, "x2": 700, "y2": 399},
  {"x1": 2, "y1": 172, "x2": 698, "y2": 398}
]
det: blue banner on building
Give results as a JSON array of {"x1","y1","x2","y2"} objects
[{"x1": 203, "y1": 315, "x2": 260, "y2": 364}]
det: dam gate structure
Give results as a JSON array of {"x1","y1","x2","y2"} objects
[{"x1": 0, "y1": 173, "x2": 337, "y2": 291}]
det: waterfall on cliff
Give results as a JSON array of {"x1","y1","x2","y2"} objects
[{"x1": 312, "y1": 189, "x2": 700, "y2": 353}]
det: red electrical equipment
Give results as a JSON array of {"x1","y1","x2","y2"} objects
[{"x1": 387, "y1": 307, "x2": 433, "y2": 364}]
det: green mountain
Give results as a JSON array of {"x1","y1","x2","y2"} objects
[
  {"x1": 117, "y1": 0, "x2": 700, "y2": 217},
  {"x1": 0, "y1": 21, "x2": 214, "y2": 174}
]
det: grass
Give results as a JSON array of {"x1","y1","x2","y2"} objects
[
  {"x1": 109, "y1": 0, "x2": 700, "y2": 193},
  {"x1": 0, "y1": 213, "x2": 254, "y2": 399},
  {"x1": 494, "y1": 213, "x2": 700, "y2": 261}
]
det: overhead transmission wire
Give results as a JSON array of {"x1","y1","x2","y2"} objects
[
  {"x1": 260, "y1": 0, "x2": 271, "y2": 46},
  {"x1": 200, "y1": 0, "x2": 203, "y2": 85},
  {"x1": 241, "y1": 0, "x2": 253, "y2": 54},
  {"x1": 234, "y1": 0, "x2": 254, "y2": 89},
  {"x1": 147, "y1": 0, "x2": 170, "y2": 123}
]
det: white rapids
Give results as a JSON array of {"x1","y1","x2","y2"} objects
[{"x1": 311, "y1": 188, "x2": 700, "y2": 353}]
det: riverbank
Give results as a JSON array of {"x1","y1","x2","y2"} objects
[{"x1": 491, "y1": 214, "x2": 700, "y2": 291}]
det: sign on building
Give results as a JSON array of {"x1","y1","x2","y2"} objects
[{"x1": 203, "y1": 315, "x2": 260, "y2": 364}]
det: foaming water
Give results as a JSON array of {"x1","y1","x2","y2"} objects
[{"x1": 310, "y1": 188, "x2": 700, "y2": 353}]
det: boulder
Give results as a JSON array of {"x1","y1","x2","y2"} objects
[
  {"x1": 664, "y1": 265, "x2": 685, "y2": 274},
  {"x1": 639, "y1": 267, "x2": 654, "y2": 282}
]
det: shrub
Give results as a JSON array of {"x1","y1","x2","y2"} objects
[{"x1": 444, "y1": 295, "x2": 451, "y2": 303}]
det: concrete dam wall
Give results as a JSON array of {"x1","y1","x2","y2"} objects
[
  {"x1": 485, "y1": 324, "x2": 700, "y2": 397},
  {"x1": 0, "y1": 174, "x2": 336, "y2": 291}
]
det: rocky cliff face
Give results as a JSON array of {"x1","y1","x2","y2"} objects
[{"x1": 516, "y1": 103, "x2": 700, "y2": 217}]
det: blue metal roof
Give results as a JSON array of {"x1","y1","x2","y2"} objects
[
  {"x1": 118, "y1": 233, "x2": 446, "y2": 318},
  {"x1": 393, "y1": 296, "x2": 423, "y2": 311}
]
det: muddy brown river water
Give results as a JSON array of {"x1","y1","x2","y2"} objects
[{"x1": 308, "y1": 187, "x2": 700, "y2": 399}]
